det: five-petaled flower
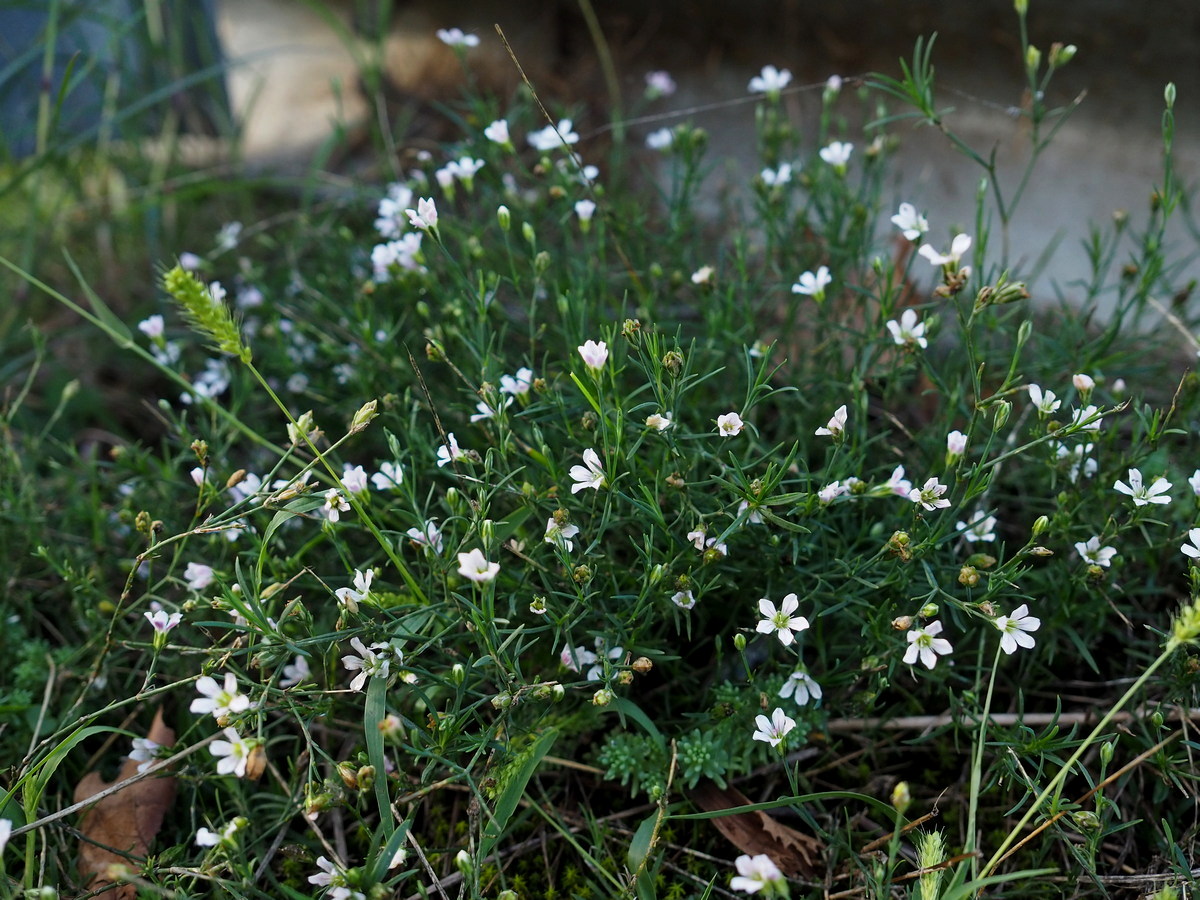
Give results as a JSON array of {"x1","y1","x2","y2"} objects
[
  {"x1": 646, "y1": 412, "x2": 673, "y2": 431},
  {"x1": 190, "y1": 673, "x2": 252, "y2": 722},
  {"x1": 578, "y1": 339, "x2": 608, "y2": 370},
  {"x1": 730, "y1": 853, "x2": 787, "y2": 895},
  {"x1": 406, "y1": 521, "x2": 444, "y2": 555},
  {"x1": 209, "y1": 727, "x2": 257, "y2": 778},
  {"x1": 544, "y1": 517, "x2": 581, "y2": 552},
  {"x1": 791, "y1": 266, "x2": 832, "y2": 301},
  {"x1": 909, "y1": 476, "x2": 951, "y2": 510},
  {"x1": 405, "y1": 197, "x2": 438, "y2": 231},
  {"x1": 717, "y1": 412, "x2": 745, "y2": 437},
  {"x1": 484, "y1": 119, "x2": 511, "y2": 147},
  {"x1": 957, "y1": 510, "x2": 997, "y2": 542},
  {"x1": 1075, "y1": 536, "x2": 1117, "y2": 567},
  {"x1": 335, "y1": 568, "x2": 373, "y2": 613},
  {"x1": 994, "y1": 604, "x2": 1041, "y2": 655},
  {"x1": 890, "y1": 202, "x2": 929, "y2": 241},
  {"x1": 815, "y1": 404, "x2": 848, "y2": 438},
  {"x1": 436, "y1": 432, "x2": 470, "y2": 467},
  {"x1": 886, "y1": 308, "x2": 928, "y2": 349},
  {"x1": 322, "y1": 489, "x2": 350, "y2": 523},
  {"x1": 436, "y1": 27, "x2": 480, "y2": 48},
  {"x1": 1113, "y1": 468, "x2": 1172, "y2": 506},
  {"x1": 185, "y1": 562, "x2": 215, "y2": 592},
  {"x1": 748, "y1": 65, "x2": 792, "y2": 97},
  {"x1": 819, "y1": 141, "x2": 853, "y2": 170},
  {"x1": 341, "y1": 637, "x2": 399, "y2": 692},
  {"x1": 570, "y1": 448, "x2": 606, "y2": 493},
  {"x1": 370, "y1": 461, "x2": 404, "y2": 491},
  {"x1": 779, "y1": 669, "x2": 822, "y2": 706},
  {"x1": 457, "y1": 548, "x2": 500, "y2": 583},
  {"x1": 1028, "y1": 384, "x2": 1061, "y2": 415},
  {"x1": 751, "y1": 707, "x2": 796, "y2": 747},
  {"x1": 756, "y1": 593, "x2": 810, "y2": 646},
  {"x1": 1181, "y1": 528, "x2": 1200, "y2": 561},
  {"x1": 903, "y1": 621, "x2": 953, "y2": 669},
  {"x1": 144, "y1": 609, "x2": 182, "y2": 634},
  {"x1": 527, "y1": 119, "x2": 579, "y2": 152},
  {"x1": 918, "y1": 233, "x2": 972, "y2": 267}
]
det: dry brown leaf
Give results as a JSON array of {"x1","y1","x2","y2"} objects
[
  {"x1": 689, "y1": 781, "x2": 824, "y2": 878},
  {"x1": 74, "y1": 708, "x2": 177, "y2": 898}
]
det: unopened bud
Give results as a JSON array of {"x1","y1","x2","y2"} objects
[
  {"x1": 1032, "y1": 515, "x2": 1049, "y2": 537},
  {"x1": 534, "y1": 250, "x2": 551, "y2": 275},
  {"x1": 919, "y1": 602, "x2": 939, "y2": 618},
  {"x1": 662, "y1": 349, "x2": 684, "y2": 376},
  {"x1": 1049, "y1": 42, "x2": 1076, "y2": 68},
  {"x1": 497, "y1": 205, "x2": 511, "y2": 231},
  {"x1": 891, "y1": 781, "x2": 911, "y2": 813},
  {"x1": 451, "y1": 663, "x2": 465, "y2": 685},
  {"x1": 1025, "y1": 45, "x2": 1041, "y2": 76},
  {"x1": 992, "y1": 399, "x2": 1011, "y2": 431},
  {"x1": 733, "y1": 633, "x2": 747, "y2": 651},
  {"x1": 1165, "y1": 82, "x2": 1177, "y2": 111},
  {"x1": 1029, "y1": 546, "x2": 1054, "y2": 557},
  {"x1": 349, "y1": 399, "x2": 378, "y2": 434},
  {"x1": 1100, "y1": 740, "x2": 1114, "y2": 766},
  {"x1": 481, "y1": 518, "x2": 496, "y2": 547},
  {"x1": 491, "y1": 692, "x2": 514, "y2": 710},
  {"x1": 455, "y1": 850, "x2": 473, "y2": 875},
  {"x1": 522, "y1": 221, "x2": 536, "y2": 246},
  {"x1": 572, "y1": 564, "x2": 592, "y2": 584}
]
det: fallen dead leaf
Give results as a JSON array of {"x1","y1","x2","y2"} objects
[
  {"x1": 74, "y1": 708, "x2": 177, "y2": 899},
  {"x1": 689, "y1": 781, "x2": 824, "y2": 878}
]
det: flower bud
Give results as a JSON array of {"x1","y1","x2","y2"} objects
[
  {"x1": 1025, "y1": 45, "x2": 1041, "y2": 76},
  {"x1": 649, "y1": 564, "x2": 667, "y2": 585},
  {"x1": 1165, "y1": 82, "x2": 1177, "y2": 110},
  {"x1": 662, "y1": 349, "x2": 684, "y2": 376},
  {"x1": 455, "y1": 849, "x2": 473, "y2": 875},
  {"x1": 1100, "y1": 740, "x2": 1114, "y2": 766},
  {"x1": 919, "y1": 602, "x2": 939, "y2": 618},
  {"x1": 534, "y1": 250, "x2": 552, "y2": 275},
  {"x1": 1032, "y1": 515, "x2": 1049, "y2": 537},
  {"x1": 497, "y1": 204, "x2": 511, "y2": 231},
  {"x1": 992, "y1": 399, "x2": 1011, "y2": 431},
  {"x1": 1072, "y1": 810, "x2": 1100, "y2": 830},
  {"x1": 890, "y1": 781, "x2": 911, "y2": 813},
  {"x1": 572, "y1": 564, "x2": 592, "y2": 584},
  {"x1": 350, "y1": 399, "x2": 378, "y2": 435},
  {"x1": 522, "y1": 221, "x2": 536, "y2": 247},
  {"x1": 451, "y1": 663, "x2": 465, "y2": 685},
  {"x1": 1029, "y1": 546, "x2": 1054, "y2": 557},
  {"x1": 1049, "y1": 42, "x2": 1077, "y2": 68},
  {"x1": 481, "y1": 518, "x2": 496, "y2": 547},
  {"x1": 733, "y1": 633, "x2": 747, "y2": 651},
  {"x1": 1013, "y1": 0, "x2": 1027, "y2": 14},
  {"x1": 491, "y1": 692, "x2": 514, "y2": 710},
  {"x1": 445, "y1": 487, "x2": 465, "y2": 515},
  {"x1": 499, "y1": 892, "x2": 519, "y2": 900}
]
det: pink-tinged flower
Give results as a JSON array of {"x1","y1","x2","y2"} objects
[
  {"x1": 138, "y1": 314, "x2": 165, "y2": 339},
  {"x1": 209, "y1": 727, "x2": 256, "y2": 777},
  {"x1": 1072, "y1": 373, "x2": 1095, "y2": 393},
  {"x1": 436, "y1": 27, "x2": 479, "y2": 48},
  {"x1": 560, "y1": 644, "x2": 599, "y2": 673},
  {"x1": 370, "y1": 461, "x2": 404, "y2": 491},
  {"x1": 1181, "y1": 528, "x2": 1200, "y2": 561},
  {"x1": 646, "y1": 412, "x2": 673, "y2": 431},
  {"x1": 909, "y1": 477, "x2": 950, "y2": 510},
  {"x1": 818, "y1": 141, "x2": 853, "y2": 170},
  {"x1": 791, "y1": 266, "x2": 832, "y2": 300},
  {"x1": 756, "y1": 593, "x2": 809, "y2": 646},
  {"x1": 335, "y1": 568, "x2": 373, "y2": 612},
  {"x1": 671, "y1": 590, "x2": 696, "y2": 609},
  {"x1": 885, "y1": 465, "x2": 912, "y2": 497},
  {"x1": 903, "y1": 621, "x2": 953, "y2": 669},
  {"x1": 322, "y1": 489, "x2": 350, "y2": 523},
  {"x1": 184, "y1": 562, "x2": 215, "y2": 592},
  {"x1": 946, "y1": 430, "x2": 967, "y2": 458},
  {"x1": 527, "y1": 119, "x2": 579, "y2": 152},
  {"x1": 890, "y1": 203, "x2": 928, "y2": 241},
  {"x1": 484, "y1": 118, "x2": 511, "y2": 146},
  {"x1": 1113, "y1": 468, "x2": 1172, "y2": 506},
  {"x1": 1028, "y1": 383, "x2": 1061, "y2": 415},
  {"x1": 437, "y1": 432, "x2": 474, "y2": 468},
  {"x1": 748, "y1": 65, "x2": 792, "y2": 97},
  {"x1": 190, "y1": 466, "x2": 206, "y2": 486},
  {"x1": 457, "y1": 548, "x2": 499, "y2": 582},
  {"x1": 686, "y1": 528, "x2": 707, "y2": 550},
  {"x1": 751, "y1": 707, "x2": 796, "y2": 747},
  {"x1": 499, "y1": 367, "x2": 534, "y2": 396},
  {"x1": 404, "y1": 197, "x2": 438, "y2": 231},
  {"x1": 779, "y1": 669, "x2": 822, "y2": 706},
  {"x1": 817, "y1": 480, "x2": 848, "y2": 505},
  {"x1": 886, "y1": 308, "x2": 928, "y2": 348},
  {"x1": 406, "y1": 521, "x2": 444, "y2": 555},
  {"x1": 717, "y1": 412, "x2": 745, "y2": 436},
  {"x1": 341, "y1": 464, "x2": 369, "y2": 494},
  {"x1": 730, "y1": 853, "x2": 786, "y2": 894},
  {"x1": 569, "y1": 448, "x2": 606, "y2": 493},
  {"x1": 578, "y1": 339, "x2": 608, "y2": 370},
  {"x1": 644, "y1": 70, "x2": 677, "y2": 99},
  {"x1": 815, "y1": 404, "x2": 847, "y2": 438},
  {"x1": 918, "y1": 233, "x2": 972, "y2": 267},
  {"x1": 956, "y1": 510, "x2": 997, "y2": 542},
  {"x1": 994, "y1": 604, "x2": 1041, "y2": 655},
  {"x1": 144, "y1": 610, "x2": 182, "y2": 634},
  {"x1": 1075, "y1": 536, "x2": 1116, "y2": 567},
  {"x1": 341, "y1": 637, "x2": 399, "y2": 692},
  {"x1": 190, "y1": 672, "x2": 252, "y2": 721},
  {"x1": 544, "y1": 517, "x2": 581, "y2": 552}
]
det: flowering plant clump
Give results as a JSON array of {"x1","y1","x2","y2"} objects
[{"x1": 6, "y1": 14, "x2": 1200, "y2": 899}]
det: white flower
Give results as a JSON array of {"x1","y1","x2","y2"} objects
[
  {"x1": 885, "y1": 308, "x2": 928, "y2": 348},
  {"x1": 578, "y1": 339, "x2": 608, "y2": 370},
  {"x1": 885, "y1": 465, "x2": 912, "y2": 497},
  {"x1": 560, "y1": 644, "x2": 599, "y2": 673},
  {"x1": 128, "y1": 737, "x2": 162, "y2": 774},
  {"x1": 406, "y1": 521, "x2": 444, "y2": 555},
  {"x1": 1055, "y1": 442, "x2": 1097, "y2": 482},
  {"x1": 216, "y1": 222, "x2": 242, "y2": 250},
  {"x1": 1113, "y1": 468, "x2": 1172, "y2": 506},
  {"x1": 279, "y1": 655, "x2": 310, "y2": 689},
  {"x1": 1075, "y1": 536, "x2": 1116, "y2": 567},
  {"x1": 994, "y1": 604, "x2": 1041, "y2": 655},
  {"x1": 341, "y1": 637, "x2": 397, "y2": 692},
  {"x1": 195, "y1": 826, "x2": 221, "y2": 847},
  {"x1": 322, "y1": 489, "x2": 350, "y2": 523},
  {"x1": 751, "y1": 708, "x2": 796, "y2": 747},
  {"x1": 755, "y1": 593, "x2": 810, "y2": 646},
  {"x1": 499, "y1": 367, "x2": 535, "y2": 396},
  {"x1": 737, "y1": 499, "x2": 765, "y2": 524},
  {"x1": 574, "y1": 199, "x2": 597, "y2": 222},
  {"x1": 686, "y1": 528, "x2": 707, "y2": 550},
  {"x1": 818, "y1": 141, "x2": 853, "y2": 168},
  {"x1": 469, "y1": 394, "x2": 514, "y2": 423},
  {"x1": 405, "y1": 197, "x2": 438, "y2": 231},
  {"x1": 817, "y1": 480, "x2": 847, "y2": 505},
  {"x1": 457, "y1": 548, "x2": 499, "y2": 582},
  {"x1": 484, "y1": 118, "x2": 511, "y2": 145},
  {"x1": 190, "y1": 466, "x2": 206, "y2": 486},
  {"x1": 909, "y1": 477, "x2": 950, "y2": 510},
  {"x1": 144, "y1": 610, "x2": 182, "y2": 634},
  {"x1": 370, "y1": 461, "x2": 404, "y2": 490},
  {"x1": 671, "y1": 590, "x2": 696, "y2": 609},
  {"x1": 646, "y1": 412, "x2": 673, "y2": 431},
  {"x1": 436, "y1": 432, "x2": 470, "y2": 467},
  {"x1": 436, "y1": 27, "x2": 479, "y2": 48},
  {"x1": 584, "y1": 640, "x2": 624, "y2": 682},
  {"x1": 691, "y1": 265, "x2": 715, "y2": 285},
  {"x1": 138, "y1": 314, "x2": 164, "y2": 339},
  {"x1": 731, "y1": 853, "x2": 786, "y2": 894},
  {"x1": 190, "y1": 673, "x2": 252, "y2": 721},
  {"x1": 335, "y1": 568, "x2": 374, "y2": 612},
  {"x1": 1072, "y1": 373, "x2": 1095, "y2": 393},
  {"x1": 760, "y1": 162, "x2": 793, "y2": 186},
  {"x1": 918, "y1": 233, "x2": 972, "y2": 267},
  {"x1": 645, "y1": 127, "x2": 674, "y2": 150},
  {"x1": 644, "y1": 70, "x2": 677, "y2": 98},
  {"x1": 527, "y1": 119, "x2": 579, "y2": 152},
  {"x1": 1189, "y1": 469, "x2": 1200, "y2": 496},
  {"x1": 1181, "y1": 528, "x2": 1200, "y2": 560},
  {"x1": 0, "y1": 819, "x2": 9, "y2": 858},
  {"x1": 957, "y1": 510, "x2": 997, "y2": 542},
  {"x1": 1028, "y1": 384, "x2": 1061, "y2": 415},
  {"x1": 1070, "y1": 405, "x2": 1103, "y2": 432},
  {"x1": 209, "y1": 727, "x2": 255, "y2": 777},
  {"x1": 791, "y1": 266, "x2": 832, "y2": 300},
  {"x1": 890, "y1": 202, "x2": 929, "y2": 241},
  {"x1": 717, "y1": 412, "x2": 745, "y2": 436},
  {"x1": 569, "y1": 448, "x2": 606, "y2": 493},
  {"x1": 903, "y1": 621, "x2": 953, "y2": 669},
  {"x1": 946, "y1": 430, "x2": 967, "y2": 457},
  {"x1": 779, "y1": 669, "x2": 822, "y2": 706},
  {"x1": 341, "y1": 464, "x2": 369, "y2": 494},
  {"x1": 815, "y1": 404, "x2": 847, "y2": 438},
  {"x1": 544, "y1": 517, "x2": 581, "y2": 552},
  {"x1": 748, "y1": 65, "x2": 792, "y2": 96}
]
